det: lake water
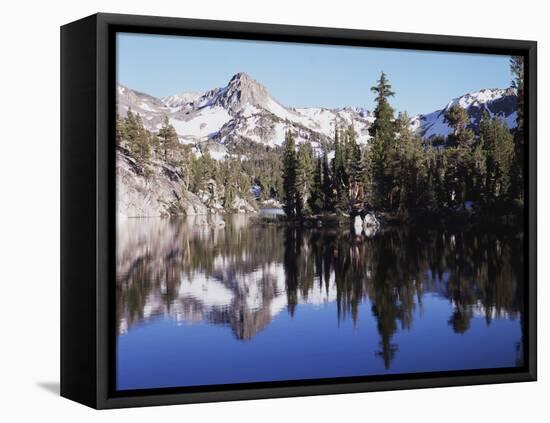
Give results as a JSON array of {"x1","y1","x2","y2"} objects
[{"x1": 116, "y1": 213, "x2": 525, "y2": 391}]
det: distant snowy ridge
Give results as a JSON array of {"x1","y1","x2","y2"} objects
[
  {"x1": 410, "y1": 88, "x2": 518, "y2": 139},
  {"x1": 161, "y1": 91, "x2": 202, "y2": 109}
]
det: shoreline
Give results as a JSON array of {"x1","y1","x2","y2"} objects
[
  {"x1": 253, "y1": 207, "x2": 525, "y2": 231},
  {"x1": 118, "y1": 204, "x2": 524, "y2": 232}
]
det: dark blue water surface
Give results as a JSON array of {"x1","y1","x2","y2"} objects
[{"x1": 116, "y1": 214, "x2": 524, "y2": 391}]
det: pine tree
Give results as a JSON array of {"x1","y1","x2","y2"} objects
[
  {"x1": 124, "y1": 109, "x2": 150, "y2": 166},
  {"x1": 309, "y1": 156, "x2": 324, "y2": 214},
  {"x1": 115, "y1": 112, "x2": 126, "y2": 145},
  {"x1": 362, "y1": 145, "x2": 374, "y2": 209},
  {"x1": 443, "y1": 147, "x2": 460, "y2": 209},
  {"x1": 493, "y1": 121, "x2": 514, "y2": 200},
  {"x1": 237, "y1": 168, "x2": 252, "y2": 199},
  {"x1": 282, "y1": 130, "x2": 298, "y2": 217},
  {"x1": 158, "y1": 115, "x2": 179, "y2": 162},
  {"x1": 443, "y1": 104, "x2": 475, "y2": 208},
  {"x1": 296, "y1": 143, "x2": 315, "y2": 216},
  {"x1": 423, "y1": 148, "x2": 439, "y2": 212},
  {"x1": 321, "y1": 146, "x2": 333, "y2": 211},
  {"x1": 332, "y1": 124, "x2": 348, "y2": 212},
  {"x1": 369, "y1": 134, "x2": 388, "y2": 209},
  {"x1": 471, "y1": 135, "x2": 486, "y2": 204},
  {"x1": 432, "y1": 150, "x2": 447, "y2": 210},
  {"x1": 511, "y1": 56, "x2": 525, "y2": 135},
  {"x1": 190, "y1": 155, "x2": 204, "y2": 194},
  {"x1": 479, "y1": 112, "x2": 515, "y2": 202},
  {"x1": 179, "y1": 144, "x2": 193, "y2": 191},
  {"x1": 510, "y1": 56, "x2": 524, "y2": 200},
  {"x1": 396, "y1": 112, "x2": 418, "y2": 213},
  {"x1": 369, "y1": 72, "x2": 396, "y2": 146},
  {"x1": 190, "y1": 149, "x2": 215, "y2": 193},
  {"x1": 444, "y1": 104, "x2": 470, "y2": 145},
  {"x1": 479, "y1": 112, "x2": 495, "y2": 201},
  {"x1": 369, "y1": 72, "x2": 396, "y2": 210},
  {"x1": 223, "y1": 184, "x2": 236, "y2": 209},
  {"x1": 149, "y1": 133, "x2": 161, "y2": 157},
  {"x1": 124, "y1": 108, "x2": 139, "y2": 142},
  {"x1": 346, "y1": 124, "x2": 363, "y2": 210}
]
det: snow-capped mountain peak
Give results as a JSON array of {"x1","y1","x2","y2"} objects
[
  {"x1": 413, "y1": 87, "x2": 518, "y2": 139},
  {"x1": 196, "y1": 72, "x2": 281, "y2": 115},
  {"x1": 445, "y1": 88, "x2": 515, "y2": 111}
]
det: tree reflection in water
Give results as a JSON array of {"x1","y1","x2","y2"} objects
[{"x1": 116, "y1": 215, "x2": 524, "y2": 369}]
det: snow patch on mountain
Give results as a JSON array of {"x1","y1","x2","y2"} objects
[{"x1": 169, "y1": 106, "x2": 232, "y2": 141}]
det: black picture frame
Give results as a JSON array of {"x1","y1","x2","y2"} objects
[{"x1": 60, "y1": 12, "x2": 537, "y2": 409}]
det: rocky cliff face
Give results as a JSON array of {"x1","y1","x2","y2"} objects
[
  {"x1": 116, "y1": 147, "x2": 256, "y2": 218},
  {"x1": 117, "y1": 147, "x2": 207, "y2": 218}
]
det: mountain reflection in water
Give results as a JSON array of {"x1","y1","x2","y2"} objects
[{"x1": 116, "y1": 214, "x2": 524, "y2": 389}]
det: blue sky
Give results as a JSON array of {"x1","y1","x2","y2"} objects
[{"x1": 117, "y1": 33, "x2": 512, "y2": 116}]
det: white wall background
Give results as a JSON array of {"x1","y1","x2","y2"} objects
[{"x1": 0, "y1": 0, "x2": 546, "y2": 420}]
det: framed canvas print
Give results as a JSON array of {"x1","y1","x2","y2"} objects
[{"x1": 60, "y1": 13, "x2": 537, "y2": 409}]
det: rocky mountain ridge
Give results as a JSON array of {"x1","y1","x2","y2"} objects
[{"x1": 117, "y1": 72, "x2": 518, "y2": 157}]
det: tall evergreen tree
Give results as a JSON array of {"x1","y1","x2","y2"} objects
[
  {"x1": 369, "y1": 72, "x2": 396, "y2": 209},
  {"x1": 479, "y1": 112, "x2": 495, "y2": 201},
  {"x1": 115, "y1": 112, "x2": 126, "y2": 145},
  {"x1": 362, "y1": 145, "x2": 374, "y2": 208},
  {"x1": 296, "y1": 143, "x2": 315, "y2": 216},
  {"x1": 443, "y1": 104, "x2": 475, "y2": 208},
  {"x1": 479, "y1": 112, "x2": 515, "y2": 202},
  {"x1": 423, "y1": 148, "x2": 440, "y2": 212},
  {"x1": 511, "y1": 56, "x2": 525, "y2": 135},
  {"x1": 190, "y1": 149, "x2": 216, "y2": 193},
  {"x1": 395, "y1": 112, "x2": 424, "y2": 214},
  {"x1": 510, "y1": 56, "x2": 524, "y2": 200},
  {"x1": 332, "y1": 123, "x2": 352, "y2": 212},
  {"x1": 309, "y1": 156, "x2": 324, "y2": 214},
  {"x1": 149, "y1": 133, "x2": 161, "y2": 157},
  {"x1": 321, "y1": 146, "x2": 333, "y2": 211},
  {"x1": 124, "y1": 109, "x2": 150, "y2": 166},
  {"x1": 444, "y1": 104, "x2": 469, "y2": 144},
  {"x1": 282, "y1": 130, "x2": 298, "y2": 217},
  {"x1": 346, "y1": 124, "x2": 363, "y2": 210},
  {"x1": 158, "y1": 115, "x2": 179, "y2": 162},
  {"x1": 368, "y1": 72, "x2": 396, "y2": 145},
  {"x1": 432, "y1": 150, "x2": 447, "y2": 210},
  {"x1": 179, "y1": 144, "x2": 193, "y2": 191}
]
